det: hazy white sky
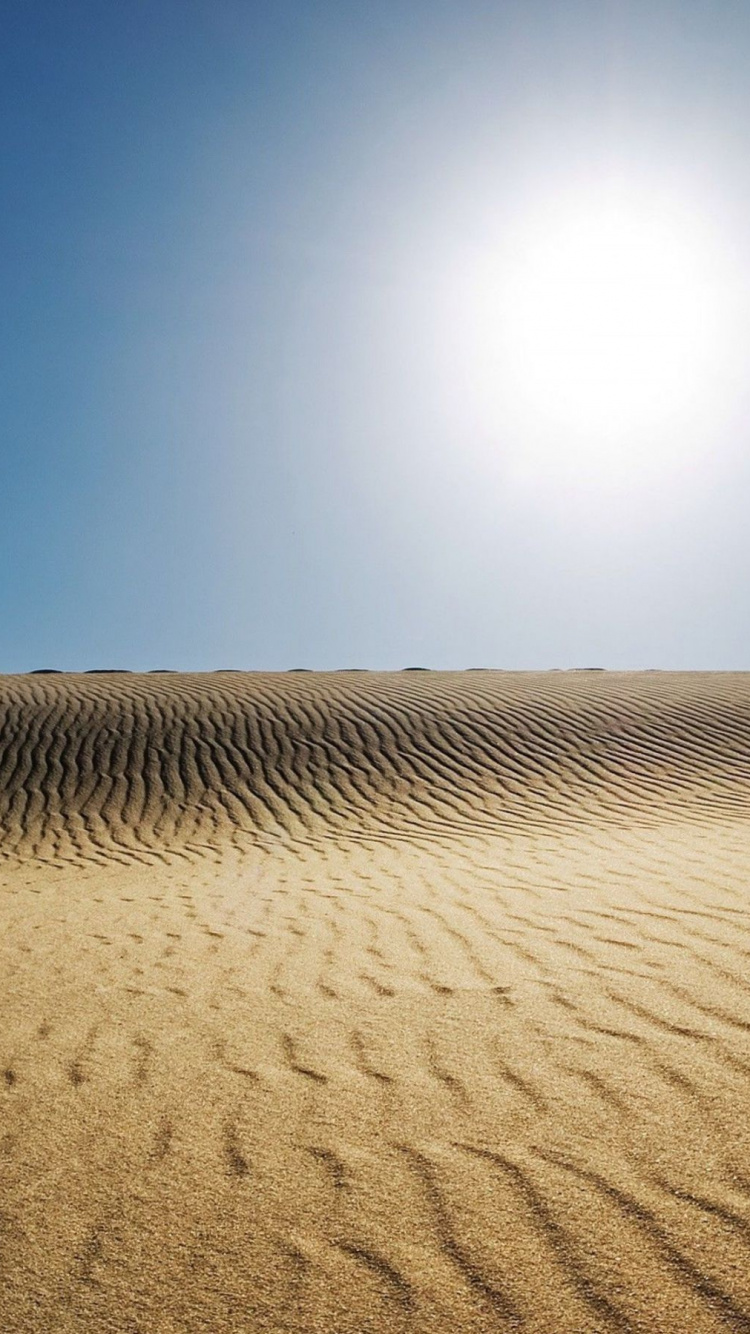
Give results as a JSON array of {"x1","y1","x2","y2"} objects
[{"x1": 3, "y1": 0, "x2": 750, "y2": 670}]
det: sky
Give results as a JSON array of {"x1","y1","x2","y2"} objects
[{"x1": 3, "y1": 0, "x2": 750, "y2": 671}]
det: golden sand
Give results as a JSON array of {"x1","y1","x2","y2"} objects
[{"x1": 2, "y1": 670, "x2": 750, "y2": 1332}]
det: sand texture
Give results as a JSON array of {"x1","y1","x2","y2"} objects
[{"x1": 2, "y1": 669, "x2": 750, "y2": 1333}]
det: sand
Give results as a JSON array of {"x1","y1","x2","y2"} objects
[{"x1": 2, "y1": 670, "x2": 750, "y2": 1333}]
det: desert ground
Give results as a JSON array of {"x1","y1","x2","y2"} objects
[{"x1": 2, "y1": 669, "x2": 750, "y2": 1333}]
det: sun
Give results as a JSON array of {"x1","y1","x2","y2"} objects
[
  {"x1": 502, "y1": 194, "x2": 714, "y2": 436},
  {"x1": 449, "y1": 178, "x2": 740, "y2": 490}
]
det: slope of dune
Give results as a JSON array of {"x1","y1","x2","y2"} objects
[{"x1": 2, "y1": 671, "x2": 750, "y2": 1332}]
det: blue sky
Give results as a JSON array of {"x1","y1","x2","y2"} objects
[{"x1": 3, "y1": 0, "x2": 750, "y2": 670}]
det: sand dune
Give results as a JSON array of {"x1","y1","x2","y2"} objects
[{"x1": 2, "y1": 671, "x2": 750, "y2": 1331}]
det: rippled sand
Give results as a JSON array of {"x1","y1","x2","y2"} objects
[{"x1": 2, "y1": 670, "x2": 750, "y2": 1332}]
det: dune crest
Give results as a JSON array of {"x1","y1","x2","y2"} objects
[{"x1": 1, "y1": 670, "x2": 749, "y2": 862}]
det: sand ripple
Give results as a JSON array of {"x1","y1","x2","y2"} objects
[{"x1": 1, "y1": 670, "x2": 749, "y2": 861}]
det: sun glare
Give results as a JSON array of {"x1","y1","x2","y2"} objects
[{"x1": 448, "y1": 178, "x2": 743, "y2": 492}]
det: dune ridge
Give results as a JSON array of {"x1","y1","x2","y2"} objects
[
  {"x1": 1, "y1": 670, "x2": 749, "y2": 862},
  {"x1": 2, "y1": 672, "x2": 750, "y2": 1332}
]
